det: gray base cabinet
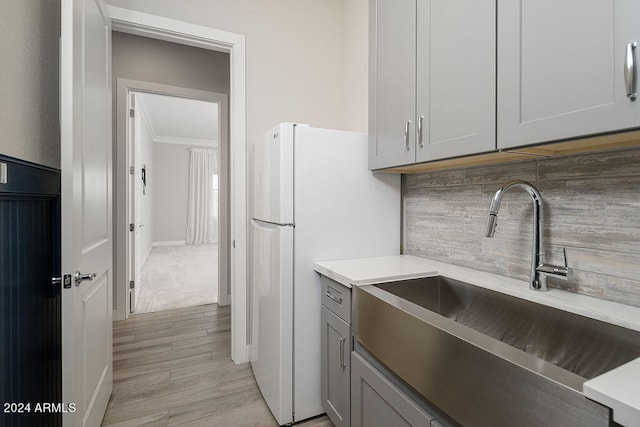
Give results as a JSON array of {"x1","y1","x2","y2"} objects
[
  {"x1": 351, "y1": 352, "x2": 435, "y2": 427},
  {"x1": 321, "y1": 307, "x2": 351, "y2": 427},
  {"x1": 321, "y1": 276, "x2": 352, "y2": 427}
]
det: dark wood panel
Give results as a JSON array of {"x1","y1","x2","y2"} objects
[{"x1": 0, "y1": 156, "x2": 61, "y2": 427}]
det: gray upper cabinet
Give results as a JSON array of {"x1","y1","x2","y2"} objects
[
  {"x1": 498, "y1": 0, "x2": 640, "y2": 149},
  {"x1": 415, "y1": 0, "x2": 496, "y2": 163},
  {"x1": 369, "y1": 0, "x2": 417, "y2": 170},
  {"x1": 369, "y1": 0, "x2": 496, "y2": 170}
]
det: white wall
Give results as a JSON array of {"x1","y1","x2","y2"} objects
[
  {"x1": 152, "y1": 143, "x2": 191, "y2": 242},
  {"x1": 152, "y1": 144, "x2": 219, "y2": 243},
  {"x1": 0, "y1": 1, "x2": 60, "y2": 168},
  {"x1": 106, "y1": 0, "x2": 361, "y2": 141},
  {"x1": 343, "y1": 0, "x2": 369, "y2": 133}
]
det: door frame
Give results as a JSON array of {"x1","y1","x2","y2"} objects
[
  {"x1": 117, "y1": 81, "x2": 230, "y2": 316},
  {"x1": 109, "y1": 6, "x2": 248, "y2": 363}
]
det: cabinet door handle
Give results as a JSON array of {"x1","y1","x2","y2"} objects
[
  {"x1": 404, "y1": 120, "x2": 412, "y2": 151},
  {"x1": 325, "y1": 291, "x2": 342, "y2": 305},
  {"x1": 625, "y1": 42, "x2": 637, "y2": 100},
  {"x1": 339, "y1": 337, "x2": 347, "y2": 369},
  {"x1": 417, "y1": 115, "x2": 425, "y2": 148}
]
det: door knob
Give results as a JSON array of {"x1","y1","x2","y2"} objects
[{"x1": 74, "y1": 271, "x2": 96, "y2": 286}]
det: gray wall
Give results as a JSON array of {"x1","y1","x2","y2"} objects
[
  {"x1": 0, "y1": 1, "x2": 60, "y2": 168},
  {"x1": 152, "y1": 143, "x2": 190, "y2": 242},
  {"x1": 404, "y1": 146, "x2": 640, "y2": 308},
  {"x1": 112, "y1": 32, "x2": 230, "y2": 95}
]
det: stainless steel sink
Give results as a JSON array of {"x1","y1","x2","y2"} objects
[{"x1": 353, "y1": 276, "x2": 640, "y2": 426}]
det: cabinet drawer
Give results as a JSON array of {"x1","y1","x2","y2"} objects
[
  {"x1": 321, "y1": 276, "x2": 351, "y2": 323},
  {"x1": 351, "y1": 352, "x2": 434, "y2": 427}
]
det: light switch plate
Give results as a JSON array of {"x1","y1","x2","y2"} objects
[{"x1": 0, "y1": 163, "x2": 7, "y2": 184}]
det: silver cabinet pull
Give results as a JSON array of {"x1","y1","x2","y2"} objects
[
  {"x1": 51, "y1": 277, "x2": 62, "y2": 286},
  {"x1": 404, "y1": 120, "x2": 412, "y2": 151},
  {"x1": 625, "y1": 42, "x2": 637, "y2": 100},
  {"x1": 74, "y1": 271, "x2": 96, "y2": 286},
  {"x1": 325, "y1": 291, "x2": 342, "y2": 305},
  {"x1": 417, "y1": 115, "x2": 425, "y2": 148},
  {"x1": 339, "y1": 337, "x2": 347, "y2": 369}
]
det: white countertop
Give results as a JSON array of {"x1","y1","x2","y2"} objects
[
  {"x1": 313, "y1": 255, "x2": 438, "y2": 287},
  {"x1": 584, "y1": 359, "x2": 640, "y2": 427},
  {"x1": 313, "y1": 254, "x2": 640, "y2": 426}
]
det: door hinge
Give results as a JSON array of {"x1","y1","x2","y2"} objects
[
  {"x1": 129, "y1": 108, "x2": 135, "y2": 118},
  {"x1": 130, "y1": 223, "x2": 135, "y2": 232},
  {"x1": 129, "y1": 280, "x2": 135, "y2": 289},
  {"x1": 129, "y1": 166, "x2": 135, "y2": 175}
]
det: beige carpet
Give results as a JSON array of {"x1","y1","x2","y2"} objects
[{"x1": 134, "y1": 244, "x2": 218, "y2": 314}]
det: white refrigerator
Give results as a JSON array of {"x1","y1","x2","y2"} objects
[{"x1": 250, "y1": 123, "x2": 400, "y2": 425}]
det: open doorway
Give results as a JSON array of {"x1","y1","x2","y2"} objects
[
  {"x1": 110, "y1": 7, "x2": 249, "y2": 363},
  {"x1": 127, "y1": 91, "x2": 226, "y2": 314},
  {"x1": 115, "y1": 78, "x2": 230, "y2": 320}
]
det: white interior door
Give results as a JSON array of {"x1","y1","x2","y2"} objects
[
  {"x1": 128, "y1": 92, "x2": 142, "y2": 312},
  {"x1": 134, "y1": 106, "x2": 143, "y2": 311},
  {"x1": 60, "y1": 0, "x2": 113, "y2": 425}
]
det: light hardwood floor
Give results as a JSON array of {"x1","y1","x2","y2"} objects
[{"x1": 103, "y1": 304, "x2": 333, "y2": 427}]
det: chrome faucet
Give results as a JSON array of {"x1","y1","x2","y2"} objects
[{"x1": 485, "y1": 180, "x2": 570, "y2": 291}]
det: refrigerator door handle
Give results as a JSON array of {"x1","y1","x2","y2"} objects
[{"x1": 252, "y1": 218, "x2": 294, "y2": 228}]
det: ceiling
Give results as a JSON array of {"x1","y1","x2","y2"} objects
[{"x1": 135, "y1": 92, "x2": 219, "y2": 147}]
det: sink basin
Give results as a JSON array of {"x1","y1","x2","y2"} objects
[
  {"x1": 353, "y1": 276, "x2": 640, "y2": 426},
  {"x1": 375, "y1": 276, "x2": 640, "y2": 380}
]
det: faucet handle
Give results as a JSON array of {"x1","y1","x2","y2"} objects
[{"x1": 536, "y1": 247, "x2": 572, "y2": 282}]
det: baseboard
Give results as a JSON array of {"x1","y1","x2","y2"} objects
[
  {"x1": 113, "y1": 308, "x2": 126, "y2": 322},
  {"x1": 152, "y1": 240, "x2": 186, "y2": 247}
]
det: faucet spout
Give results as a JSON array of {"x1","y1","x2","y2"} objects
[
  {"x1": 484, "y1": 180, "x2": 546, "y2": 290},
  {"x1": 485, "y1": 213, "x2": 498, "y2": 238}
]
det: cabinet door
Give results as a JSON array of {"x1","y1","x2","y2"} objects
[
  {"x1": 369, "y1": 0, "x2": 417, "y2": 170},
  {"x1": 351, "y1": 353, "x2": 433, "y2": 427},
  {"x1": 321, "y1": 307, "x2": 351, "y2": 427},
  {"x1": 416, "y1": 0, "x2": 496, "y2": 162},
  {"x1": 498, "y1": 0, "x2": 640, "y2": 149}
]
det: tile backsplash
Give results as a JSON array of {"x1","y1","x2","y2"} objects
[{"x1": 403, "y1": 146, "x2": 640, "y2": 308}]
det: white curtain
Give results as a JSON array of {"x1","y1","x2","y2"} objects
[{"x1": 185, "y1": 148, "x2": 218, "y2": 245}]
